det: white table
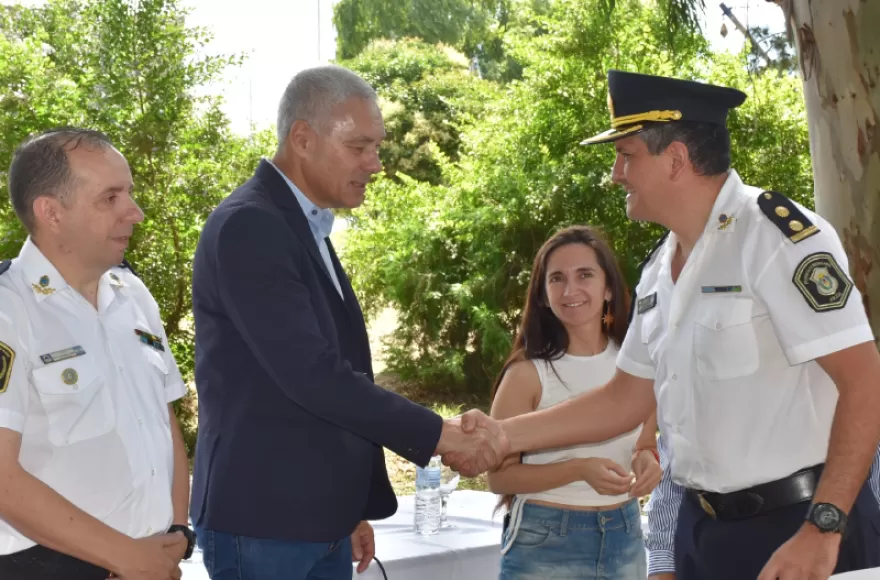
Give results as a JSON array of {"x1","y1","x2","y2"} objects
[
  {"x1": 832, "y1": 571, "x2": 880, "y2": 579},
  {"x1": 356, "y1": 490, "x2": 504, "y2": 579}
]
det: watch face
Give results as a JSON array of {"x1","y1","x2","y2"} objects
[{"x1": 814, "y1": 504, "x2": 841, "y2": 530}]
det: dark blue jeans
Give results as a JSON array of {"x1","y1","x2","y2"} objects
[{"x1": 195, "y1": 526, "x2": 353, "y2": 580}]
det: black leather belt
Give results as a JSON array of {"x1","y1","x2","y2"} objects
[{"x1": 687, "y1": 464, "x2": 821, "y2": 521}]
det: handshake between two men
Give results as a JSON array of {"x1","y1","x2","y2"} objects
[{"x1": 434, "y1": 410, "x2": 510, "y2": 478}]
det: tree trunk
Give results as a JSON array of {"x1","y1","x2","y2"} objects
[{"x1": 782, "y1": 0, "x2": 880, "y2": 340}]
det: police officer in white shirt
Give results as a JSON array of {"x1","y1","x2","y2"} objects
[
  {"x1": 0, "y1": 128, "x2": 196, "y2": 579},
  {"x1": 453, "y1": 71, "x2": 880, "y2": 580}
]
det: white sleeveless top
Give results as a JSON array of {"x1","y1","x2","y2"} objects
[{"x1": 520, "y1": 343, "x2": 640, "y2": 506}]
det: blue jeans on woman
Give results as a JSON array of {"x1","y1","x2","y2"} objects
[
  {"x1": 500, "y1": 499, "x2": 647, "y2": 579},
  {"x1": 194, "y1": 525, "x2": 353, "y2": 580}
]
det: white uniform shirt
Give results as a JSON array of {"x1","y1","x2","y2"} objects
[
  {"x1": 617, "y1": 170, "x2": 874, "y2": 493},
  {"x1": 0, "y1": 238, "x2": 187, "y2": 555}
]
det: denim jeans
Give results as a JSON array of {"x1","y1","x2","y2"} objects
[
  {"x1": 195, "y1": 526, "x2": 352, "y2": 580},
  {"x1": 500, "y1": 499, "x2": 647, "y2": 579}
]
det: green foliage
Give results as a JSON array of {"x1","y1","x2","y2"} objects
[
  {"x1": 341, "y1": 38, "x2": 498, "y2": 184},
  {"x1": 333, "y1": 0, "x2": 520, "y2": 81},
  {"x1": 0, "y1": 0, "x2": 275, "y2": 455},
  {"x1": 340, "y1": 0, "x2": 814, "y2": 396}
]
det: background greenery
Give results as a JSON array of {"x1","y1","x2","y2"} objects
[{"x1": 0, "y1": 0, "x2": 812, "y2": 464}]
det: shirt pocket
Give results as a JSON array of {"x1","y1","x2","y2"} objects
[
  {"x1": 139, "y1": 345, "x2": 171, "y2": 424},
  {"x1": 31, "y1": 355, "x2": 115, "y2": 446},
  {"x1": 694, "y1": 297, "x2": 760, "y2": 380}
]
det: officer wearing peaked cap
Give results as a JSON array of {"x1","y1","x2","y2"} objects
[{"x1": 479, "y1": 70, "x2": 880, "y2": 580}]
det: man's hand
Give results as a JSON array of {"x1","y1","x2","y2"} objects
[
  {"x1": 163, "y1": 530, "x2": 188, "y2": 565},
  {"x1": 351, "y1": 521, "x2": 375, "y2": 574},
  {"x1": 757, "y1": 524, "x2": 840, "y2": 580},
  {"x1": 111, "y1": 533, "x2": 186, "y2": 580},
  {"x1": 629, "y1": 449, "x2": 662, "y2": 498},
  {"x1": 436, "y1": 410, "x2": 509, "y2": 477},
  {"x1": 649, "y1": 574, "x2": 676, "y2": 580}
]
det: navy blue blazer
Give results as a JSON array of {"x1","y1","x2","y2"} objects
[{"x1": 189, "y1": 160, "x2": 443, "y2": 542}]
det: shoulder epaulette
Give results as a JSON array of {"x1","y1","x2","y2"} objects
[
  {"x1": 0, "y1": 260, "x2": 10, "y2": 276},
  {"x1": 757, "y1": 191, "x2": 819, "y2": 243},
  {"x1": 627, "y1": 230, "x2": 669, "y2": 325},
  {"x1": 119, "y1": 259, "x2": 140, "y2": 278}
]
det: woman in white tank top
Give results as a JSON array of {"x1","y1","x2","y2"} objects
[{"x1": 488, "y1": 226, "x2": 662, "y2": 579}]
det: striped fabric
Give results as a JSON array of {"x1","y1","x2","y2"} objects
[{"x1": 645, "y1": 435, "x2": 880, "y2": 576}]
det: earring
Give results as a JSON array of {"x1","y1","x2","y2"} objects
[{"x1": 602, "y1": 300, "x2": 614, "y2": 330}]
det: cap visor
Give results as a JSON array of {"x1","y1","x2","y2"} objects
[{"x1": 579, "y1": 124, "x2": 645, "y2": 145}]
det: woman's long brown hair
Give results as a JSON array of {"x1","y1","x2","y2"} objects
[{"x1": 491, "y1": 225, "x2": 631, "y2": 513}]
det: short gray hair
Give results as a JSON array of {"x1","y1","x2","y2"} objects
[
  {"x1": 276, "y1": 65, "x2": 378, "y2": 145},
  {"x1": 9, "y1": 127, "x2": 114, "y2": 233}
]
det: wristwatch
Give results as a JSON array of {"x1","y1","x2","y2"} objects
[
  {"x1": 805, "y1": 503, "x2": 847, "y2": 534},
  {"x1": 168, "y1": 525, "x2": 196, "y2": 559}
]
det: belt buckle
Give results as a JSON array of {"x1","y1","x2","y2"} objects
[{"x1": 697, "y1": 493, "x2": 717, "y2": 519}]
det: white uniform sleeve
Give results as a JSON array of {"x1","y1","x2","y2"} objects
[
  {"x1": 617, "y1": 294, "x2": 657, "y2": 379},
  {"x1": 751, "y1": 220, "x2": 874, "y2": 365},
  {"x1": 0, "y1": 296, "x2": 30, "y2": 433}
]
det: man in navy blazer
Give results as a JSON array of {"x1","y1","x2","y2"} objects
[{"x1": 189, "y1": 65, "x2": 505, "y2": 579}]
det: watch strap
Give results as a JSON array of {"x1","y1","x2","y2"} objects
[{"x1": 168, "y1": 524, "x2": 196, "y2": 559}]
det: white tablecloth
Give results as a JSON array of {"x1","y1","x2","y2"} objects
[
  {"x1": 356, "y1": 490, "x2": 504, "y2": 579},
  {"x1": 832, "y1": 571, "x2": 880, "y2": 579}
]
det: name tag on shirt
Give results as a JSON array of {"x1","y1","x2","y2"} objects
[
  {"x1": 40, "y1": 345, "x2": 86, "y2": 365},
  {"x1": 637, "y1": 293, "x2": 657, "y2": 314},
  {"x1": 701, "y1": 285, "x2": 742, "y2": 294}
]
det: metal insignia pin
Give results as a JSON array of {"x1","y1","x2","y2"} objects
[
  {"x1": 61, "y1": 368, "x2": 78, "y2": 385},
  {"x1": 718, "y1": 214, "x2": 734, "y2": 230},
  {"x1": 32, "y1": 275, "x2": 56, "y2": 295}
]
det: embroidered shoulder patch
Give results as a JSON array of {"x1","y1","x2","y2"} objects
[
  {"x1": 0, "y1": 340, "x2": 14, "y2": 394},
  {"x1": 793, "y1": 252, "x2": 853, "y2": 312},
  {"x1": 758, "y1": 191, "x2": 819, "y2": 243}
]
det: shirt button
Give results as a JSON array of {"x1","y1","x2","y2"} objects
[
  {"x1": 138, "y1": 418, "x2": 144, "y2": 426},
  {"x1": 151, "y1": 469, "x2": 156, "y2": 476},
  {"x1": 715, "y1": 323, "x2": 722, "y2": 330},
  {"x1": 311, "y1": 209, "x2": 318, "y2": 215},
  {"x1": 147, "y1": 527, "x2": 152, "y2": 534},
  {"x1": 671, "y1": 373, "x2": 678, "y2": 380}
]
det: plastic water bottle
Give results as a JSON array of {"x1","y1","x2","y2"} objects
[{"x1": 414, "y1": 456, "x2": 442, "y2": 535}]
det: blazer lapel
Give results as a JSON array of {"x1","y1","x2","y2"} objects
[
  {"x1": 255, "y1": 160, "x2": 341, "y2": 299},
  {"x1": 326, "y1": 238, "x2": 365, "y2": 322}
]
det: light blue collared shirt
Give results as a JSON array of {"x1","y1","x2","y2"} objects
[{"x1": 268, "y1": 161, "x2": 343, "y2": 298}]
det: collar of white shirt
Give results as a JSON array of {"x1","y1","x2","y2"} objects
[
  {"x1": 661, "y1": 168, "x2": 749, "y2": 263},
  {"x1": 17, "y1": 237, "x2": 125, "y2": 308},
  {"x1": 266, "y1": 160, "x2": 335, "y2": 241}
]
